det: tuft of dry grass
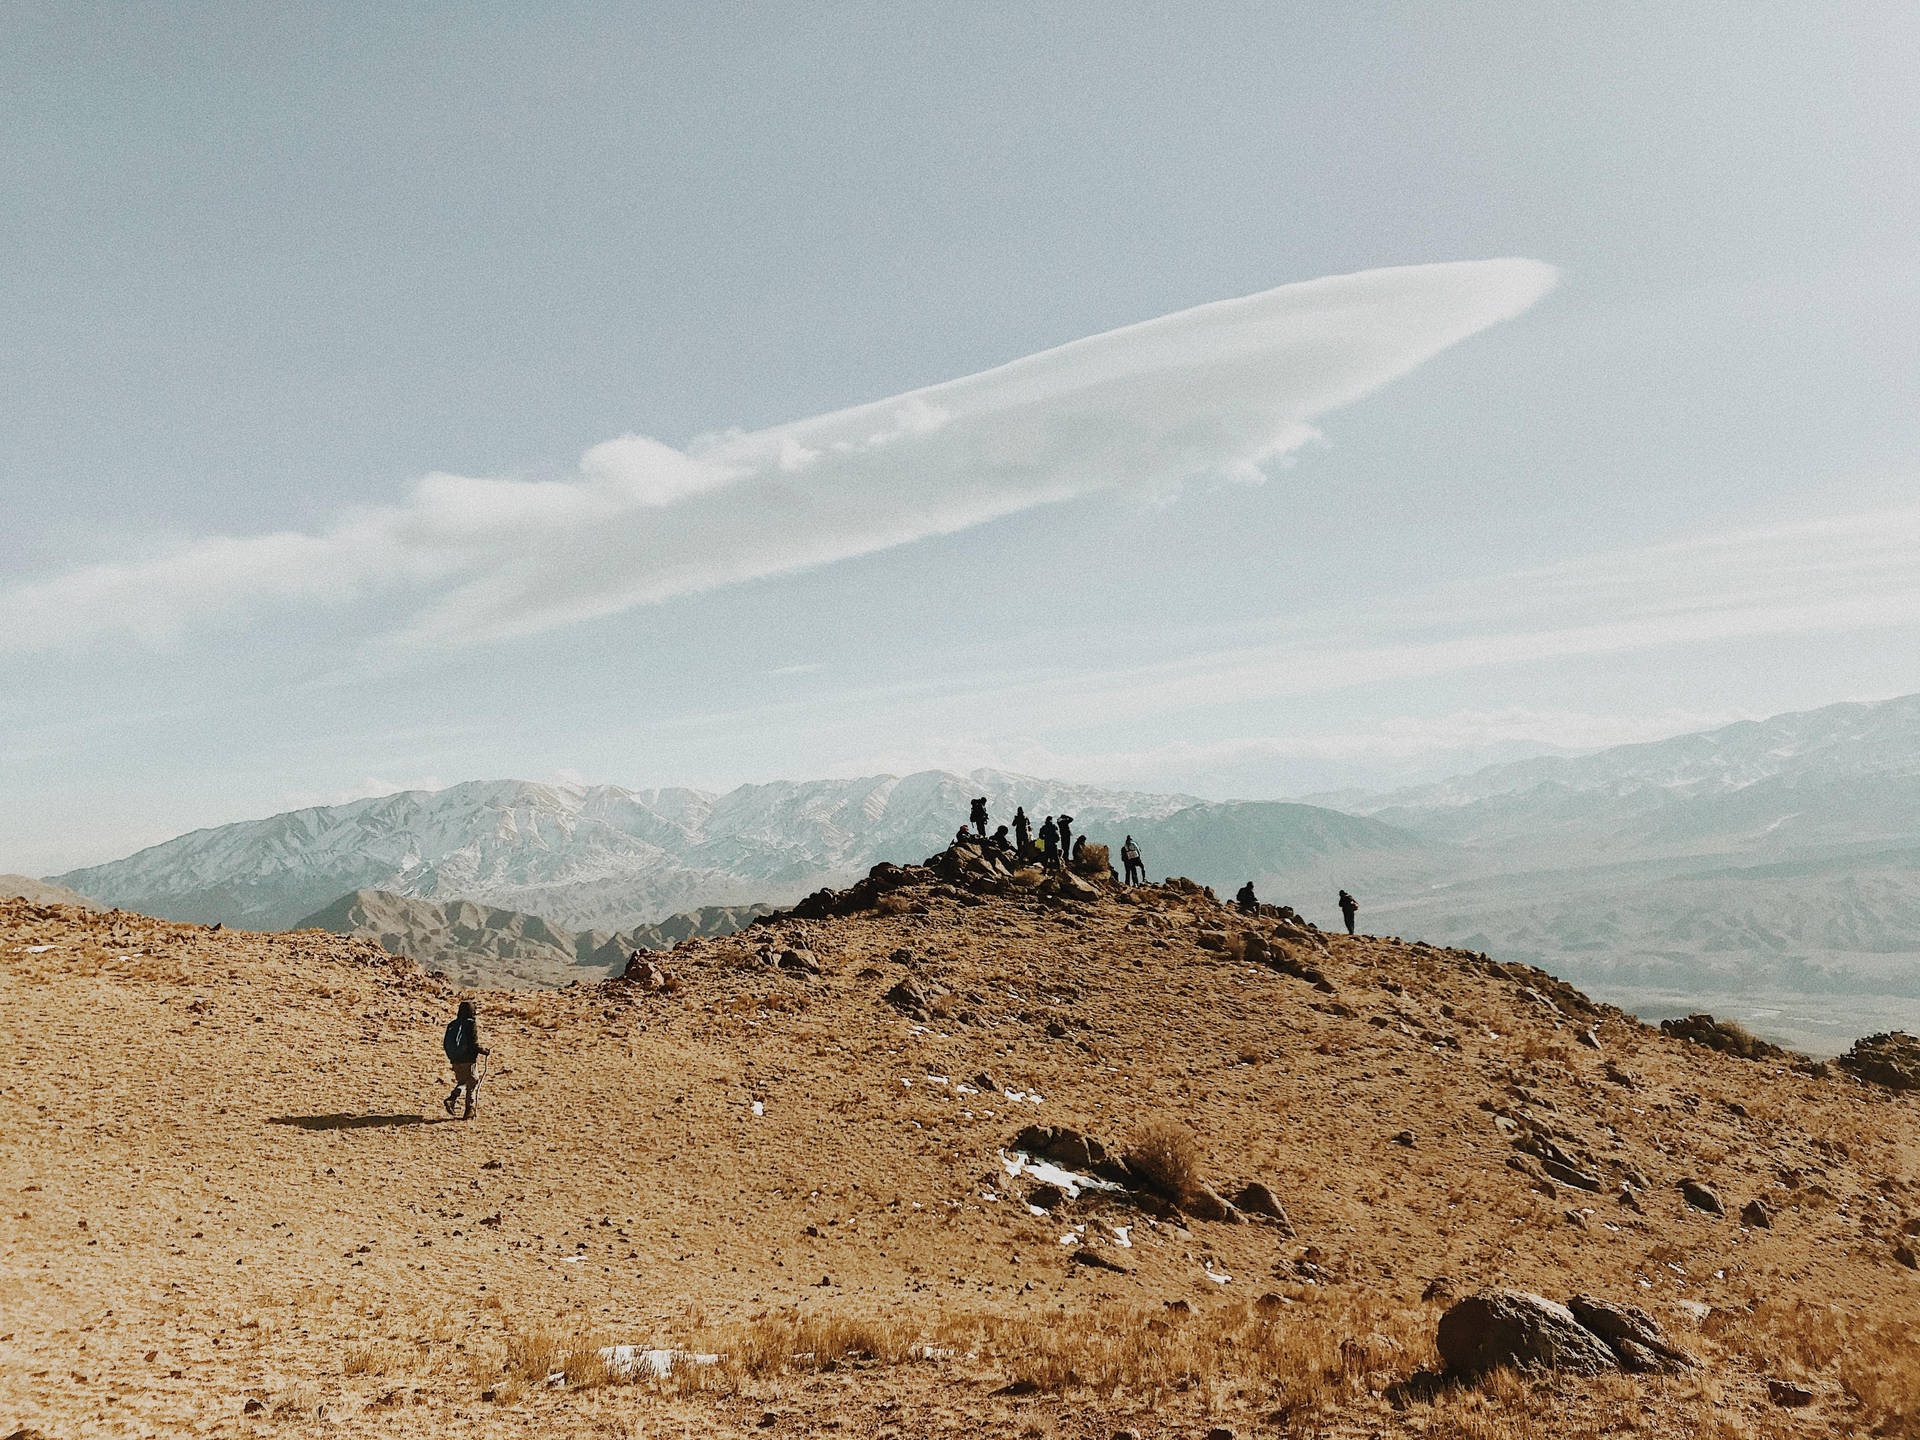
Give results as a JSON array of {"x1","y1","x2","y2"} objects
[{"x1": 1124, "y1": 1118, "x2": 1201, "y2": 1203}]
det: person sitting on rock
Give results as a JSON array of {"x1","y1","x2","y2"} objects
[
  {"x1": 969, "y1": 796, "x2": 989, "y2": 837},
  {"x1": 1012, "y1": 806, "x2": 1032, "y2": 857},
  {"x1": 1235, "y1": 881, "x2": 1259, "y2": 912},
  {"x1": 988, "y1": 824, "x2": 1014, "y2": 854},
  {"x1": 1070, "y1": 834, "x2": 1087, "y2": 867},
  {"x1": 1120, "y1": 835, "x2": 1145, "y2": 886},
  {"x1": 1338, "y1": 889, "x2": 1358, "y2": 935},
  {"x1": 1038, "y1": 815, "x2": 1059, "y2": 869},
  {"x1": 442, "y1": 1000, "x2": 489, "y2": 1120}
]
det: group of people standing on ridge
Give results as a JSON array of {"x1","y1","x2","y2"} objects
[{"x1": 967, "y1": 795, "x2": 1104, "y2": 876}]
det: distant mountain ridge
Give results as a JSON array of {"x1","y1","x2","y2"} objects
[
  {"x1": 292, "y1": 890, "x2": 771, "y2": 990},
  {"x1": 52, "y1": 770, "x2": 1427, "y2": 933}
]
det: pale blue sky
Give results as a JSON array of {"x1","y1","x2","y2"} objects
[{"x1": 3, "y1": 3, "x2": 1918, "y2": 872}]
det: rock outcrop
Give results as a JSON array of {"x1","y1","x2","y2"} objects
[{"x1": 1435, "y1": 1289, "x2": 1619, "y2": 1377}]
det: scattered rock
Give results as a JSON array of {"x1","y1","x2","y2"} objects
[
  {"x1": 1894, "y1": 1242, "x2": 1918, "y2": 1271},
  {"x1": 1393, "y1": 1130, "x2": 1416, "y2": 1147},
  {"x1": 777, "y1": 947, "x2": 821, "y2": 974},
  {"x1": 623, "y1": 956, "x2": 674, "y2": 990},
  {"x1": 1577, "y1": 1027, "x2": 1602, "y2": 1050},
  {"x1": 1233, "y1": 1182, "x2": 1293, "y2": 1232},
  {"x1": 1205, "y1": 1429, "x2": 1235, "y2": 1440},
  {"x1": 1838, "y1": 1031, "x2": 1920, "y2": 1092},
  {"x1": 1567, "y1": 1295, "x2": 1696, "y2": 1372},
  {"x1": 1767, "y1": 1379, "x2": 1815, "y2": 1408},
  {"x1": 884, "y1": 977, "x2": 941, "y2": 1021},
  {"x1": 1436, "y1": 1289, "x2": 1618, "y2": 1377},
  {"x1": 1182, "y1": 1184, "x2": 1237, "y2": 1223},
  {"x1": 1678, "y1": 1179, "x2": 1724, "y2": 1216},
  {"x1": 1740, "y1": 1198, "x2": 1774, "y2": 1229},
  {"x1": 1421, "y1": 1277, "x2": 1454, "y2": 1302},
  {"x1": 1660, "y1": 1013, "x2": 1787, "y2": 1061},
  {"x1": 243, "y1": 1398, "x2": 265, "y2": 1414},
  {"x1": 1026, "y1": 1183, "x2": 1066, "y2": 1212},
  {"x1": 1070, "y1": 1247, "x2": 1129, "y2": 1274}
]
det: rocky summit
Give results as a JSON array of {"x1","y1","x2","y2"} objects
[{"x1": 2, "y1": 842, "x2": 1916, "y2": 1437}]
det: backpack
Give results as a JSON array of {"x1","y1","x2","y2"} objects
[{"x1": 444, "y1": 1017, "x2": 478, "y2": 1064}]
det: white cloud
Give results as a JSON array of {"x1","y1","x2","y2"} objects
[{"x1": 0, "y1": 259, "x2": 1556, "y2": 654}]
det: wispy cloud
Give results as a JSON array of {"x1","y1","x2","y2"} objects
[{"x1": 0, "y1": 260, "x2": 1556, "y2": 654}]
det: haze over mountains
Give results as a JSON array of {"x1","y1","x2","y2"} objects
[
  {"x1": 53, "y1": 771, "x2": 1422, "y2": 934},
  {"x1": 46, "y1": 694, "x2": 1920, "y2": 1052}
]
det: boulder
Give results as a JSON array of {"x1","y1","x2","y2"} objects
[
  {"x1": 1233, "y1": 1182, "x2": 1293, "y2": 1232},
  {"x1": 623, "y1": 955, "x2": 674, "y2": 990},
  {"x1": 1838, "y1": 1031, "x2": 1920, "y2": 1092},
  {"x1": 1435, "y1": 1290, "x2": 1619, "y2": 1377},
  {"x1": 1070, "y1": 1246, "x2": 1129, "y2": 1274},
  {"x1": 1182, "y1": 1184, "x2": 1237, "y2": 1223},
  {"x1": 777, "y1": 947, "x2": 821, "y2": 974},
  {"x1": 884, "y1": 978, "x2": 941, "y2": 1021},
  {"x1": 1678, "y1": 1179, "x2": 1724, "y2": 1216},
  {"x1": 1768, "y1": 1379, "x2": 1815, "y2": 1408},
  {"x1": 1740, "y1": 1198, "x2": 1774, "y2": 1229},
  {"x1": 1026, "y1": 1183, "x2": 1066, "y2": 1212},
  {"x1": 1567, "y1": 1295, "x2": 1696, "y2": 1372}
]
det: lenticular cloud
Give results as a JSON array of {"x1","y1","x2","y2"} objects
[{"x1": 2, "y1": 259, "x2": 1556, "y2": 652}]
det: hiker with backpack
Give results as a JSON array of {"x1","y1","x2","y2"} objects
[
  {"x1": 1056, "y1": 814, "x2": 1074, "y2": 868},
  {"x1": 1338, "y1": 889, "x2": 1359, "y2": 936},
  {"x1": 1012, "y1": 807, "x2": 1032, "y2": 857},
  {"x1": 970, "y1": 796, "x2": 989, "y2": 838},
  {"x1": 443, "y1": 1000, "x2": 489, "y2": 1119},
  {"x1": 1120, "y1": 835, "x2": 1145, "y2": 886}
]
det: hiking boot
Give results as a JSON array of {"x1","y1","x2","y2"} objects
[
  {"x1": 462, "y1": 1105, "x2": 475, "y2": 1120},
  {"x1": 444, "y1": 1092, "x2": 458, "y2": 1116}
]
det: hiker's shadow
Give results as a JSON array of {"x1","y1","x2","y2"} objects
[{"x1": 268, "y1": 1113, "x2": 446, "y2": 1131}]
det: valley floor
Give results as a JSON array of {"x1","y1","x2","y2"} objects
[{"x1": 2, "y1": 873, "x2": 1916, "y2": 1437}]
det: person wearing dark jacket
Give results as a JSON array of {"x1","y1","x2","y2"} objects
[
  {"x1": 1120, "y1": 835, "x2": 1144, "y2": 886},
  {"x1": 1012, "y1": 807, "x2": 1032, "y2": 856},
  {"x1": 1235, "y1": 881, "x2": 1259, "y2": 912},
  {"x1": 969, "y1": 796, "x2": 989, "y2": 837},
  {"x1": 443, "y1": 1001, "x2": 489, "y2": 1119},
  {"x1": 1038, "y1": 815, "x2": 1059, "y2": 869},
  {"x1": 1056, "y1": 814, "x2": 1074, "y2": 866},
  {"x1": 1338, "y1": 889, "x2": 1359, "y2": 936}
]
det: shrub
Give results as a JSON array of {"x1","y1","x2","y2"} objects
[{"x1": 1125, "y1": 1119, "x2": 1201, "y2": 1203}]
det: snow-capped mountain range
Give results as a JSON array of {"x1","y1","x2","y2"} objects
[{"x1": 52, "y1": 770, "x2": 1418, "y2": 932}]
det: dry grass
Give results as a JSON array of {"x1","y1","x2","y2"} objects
[
  {"x1": 1124, "y1": 1118, "x2": 1201, "y2": 1203},
  {"x1": 1711, "y1": 1298, "x2": 1920, "y2": 1435}
]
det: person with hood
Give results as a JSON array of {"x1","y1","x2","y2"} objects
[
  {"x1": 1056, "y1": 814, "x2": 1074, "y2": 867},
  {"x1": 443, "y1": 1000, "x2": 489, "y2": 1119},
  {"x1": 1236, "y1": 881, "x2": 1260, "y2": 912},
  {"x1": 969, "y1": 796, "x2": 989, "y2": 838},
  {"x1": 1338, "y1": 889, "x2": 1359, "y2": 936},
  {"x1": 1120, "y1": 835, "x2": 1145, "y2": 886},
  {"x1": 1012, "y1": 806, "x2": 1032, "y2": 856},
  {"x1": 1038, "y1": 815, "x2": 1059, "y2": 869}
]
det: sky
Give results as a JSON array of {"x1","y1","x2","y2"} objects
[{"x1": 3, "y1": 3, "x2": 1919, "y2": 874}]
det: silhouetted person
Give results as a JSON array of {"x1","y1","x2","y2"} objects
[
  {"x1": 443, "y1": 1000, "x2": 489, "y2": 1119},
  {"x1": 1236, "y1": 881, "x2": 1259, "y2": 912},
  {"x1": 970, "y1": 796, "x2": 989, "y2": 838},
  {"x1": 1338, "y1": 889, "x2": 1358, "y2": 935},
  {"x1": 1012, "y1": 807, "x2": 1032, "y2": 857},
  {"x1": 1120, "y1": 835, "x2": 1144, "y2": 885},
  {"x1": 988, "y1": 824, "x2": 1013, "y2": 854},
  {"x1": 1038, "y1": 815, "x2": 1059, "y2": 870},
  {"x1": 1057, "y1": 814, "x2": 1074, "y2": 865}
]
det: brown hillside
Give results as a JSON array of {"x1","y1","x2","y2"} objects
[{"x1": 2, "y1": 852, "x2": 1916, "y2": 1438}]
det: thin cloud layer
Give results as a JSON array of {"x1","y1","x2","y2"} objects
[{"x1": 1, "y1": 259, "x2": 1556, "y2": 653}]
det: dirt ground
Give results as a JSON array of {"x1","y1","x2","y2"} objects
[{"x1": 2, "y1": 861, "x2": 1916, "y2": 1437}]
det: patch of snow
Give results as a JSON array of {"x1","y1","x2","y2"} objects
[
  {"x1": 999, "y1": 1150, "x2": 1124, "y2": 1200},
  {"x1": 926, "y1": 1074, "x2": 949, "y2": 1085},
  {"x1": 1204, "y1": 1266, "x2": 1231, "y2": 1284},
  {"x1": 22, "y1": 945, "x2": 53, "y2": 954},
  {"x1": 600, "y1": 1346, "x2": 720, "y2": 1379},
  {"x1": 1110, "y1": 1225, "x2": 1132, "y2": 1248},
  {"x1": 751, "y1": 1100, "x2": 763, "y2": 1116}
]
